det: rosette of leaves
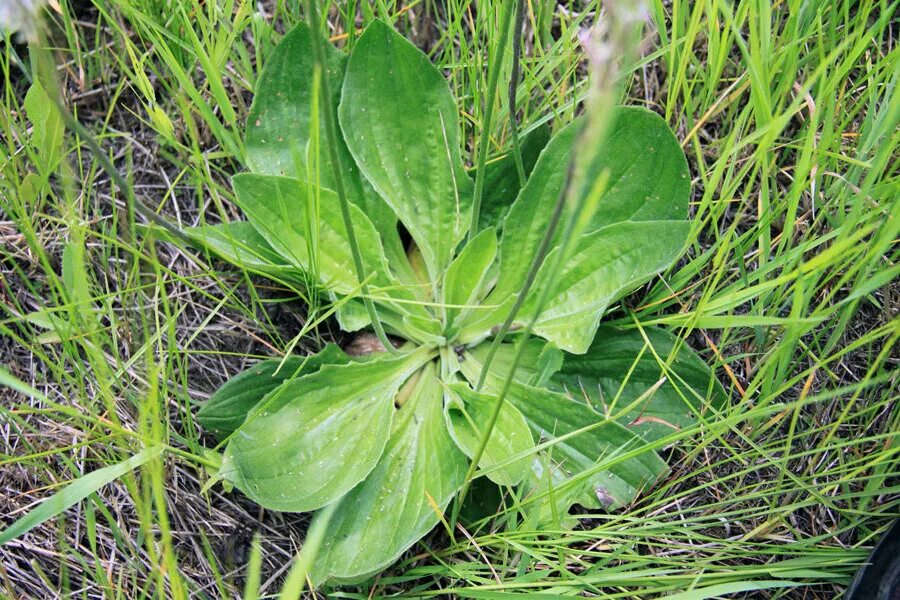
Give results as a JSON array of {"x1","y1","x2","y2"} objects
[{"x1": 192, "y1": 19, "x2": 725, "y2": 584}]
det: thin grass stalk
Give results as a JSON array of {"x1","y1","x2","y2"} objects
[
  {"x1": 303, "y1": 0, "x2": 395, "y2": 353},
  {"x1": 467, "y1": 1, "x2": 515, "y2": 241},
  {"x1": 41, "y1": 76, "x2": 191, "y2": 246},
  {"x1": 473, "y1": 160, "x2": 574, "y2": 391},
  {"x1": 459, "y1": 0, "x2": 647, "y2": 524},
  {"x1": 508, "y1": 0, "x2": 527, "y2": 186}
]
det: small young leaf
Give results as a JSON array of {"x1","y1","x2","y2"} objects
[
  {"x1": 221, "y1": 347, "x2": 431, "y2": 513},
  {"x1": 24, "y1": 80, "x2": 64, "y2": 174},
  {"x1": 442, "y1": 227, "x2": 497, "y2": 332},
  {"x1": 196, "y1": 344, "x2": 351, "y2": 437},
  {"x1": 310, "y1": 362, "x2": 467, "y2": 583},
  {"x1": 339, "y1": 20, "x2": 473, "y2": 280},
  {"x1": 461, "y1": 338, "x2": 562, "y2": 388},
  {"x1": 444, "y1": 383, "x2": 534, "y2": 486}
]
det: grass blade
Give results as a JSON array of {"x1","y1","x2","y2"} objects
[{"x1": 0, "y1": 446, "x2": 165, "y2": 546}]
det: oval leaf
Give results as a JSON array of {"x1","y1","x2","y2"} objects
[
  {"x1": 221, "y1": 347, "x2": 430, "y2": 513},
  {"x1": 339, "y1": 20, "x2": 473, "y2": 279},
  {"x1": 459, "y1": 343, "x2": 667, "y2": 517},
  {"x1": 310, "y1": 362, "x2": 467, "y2": 583},
  {"x1": 507, "y1": 382, "x2": 667, "y2": 513},
  {"x1": 444, "y1": 382, "x2": 534, "y2": 486},
  {"x1": 523, "y1": 219, "x2": 691, "y2": 353},
  {"x1": 461, "y1": 107, "x2": 691, "y2": 351}
]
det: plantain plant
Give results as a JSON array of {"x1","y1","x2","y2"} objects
[{"x1": 192, "y1": 18, "x2": 725, "y2": 584}]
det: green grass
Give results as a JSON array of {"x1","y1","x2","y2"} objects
[{"x1": 1, "y1": 0, "x2": 897, "y2": 598}]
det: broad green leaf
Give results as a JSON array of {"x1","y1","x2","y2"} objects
[
  {"x1": 523, "y1": 219, "x2": 691, "y2": 353},
  {"x1": 196, "y1": 344, "x2": 351, "y2": 437},
  {"x1": 505, "y1": 382, "x2": 667, "y2": 513},
  {"x1": 310, "y1": 362, "x2": 466, "y2": 583},
  {"x1": 443, "y1": 228, "x2": 497, "y2": 333},
  {"x1": 477, "y1": 124, "x2": 552, "y2": 230},
  {"x1": 339, "y1": 19, "x2": 473, "y2": 279},
  {"x1": 550, "y1": 326, "x2": 727, "y2": 443},
  {"x1": 244, "y1": 21, "x2": 404, "y2": 271},
  {"x1": 0, "y1": 446, "x2": 164, "y2": 545},
  {"x1": 187, "y1": 221, "x2": 296, "y2": 278},
  {"x1": 459, "y1": 344, "x2": 667, "y2": 515},
  {"x1": 221, "y1": 347, "x2": 431, "y2": 513},
  {"x1": 444, "y1": 383, "x2": 534, "y2": 486},
  {"x1": 230, "y1": 173, "x2": 437, "y2": 334},
  {"x1": 461, "y1": 107, "x2": 691, "y2": 351}
]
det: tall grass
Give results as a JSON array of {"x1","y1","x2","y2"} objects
[{"x1": 1, "y1": 0, "x2": 897, "y2": 598}]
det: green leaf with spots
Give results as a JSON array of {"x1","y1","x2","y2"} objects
[
  {"x1": 459, "y1": 108, "x2": 691, "y2": 352},
  {"x1": 503, "y1": 380, "x2": 667, "y2": 520},
  {"x1": 550, "y1": 326, "x2": 727, "y2": 443},
  {"x1": 339, "y1": 19, "x2": 473, "y2": 280},
  {"x1": 221, "y1": 347, "x2": 430, "y2": 513},
  {"x1": 196, "y1": 344, "x2": 351, "y2": 437},
  {"x1": 244, "y1": 21, "x2": 405, "y2": 272},
  {"x1": 522, "y1": 218, "x2": 691, "y2": 353},
  {"x1": 459, "y1": 340, "x2": 670, "y2": 519},
  {"x1": 309, "y1": 362, "x2": 467, "y2": 583},
  {"x1": 444, "y1": 382, "x2": 534, "y2": 486}
]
